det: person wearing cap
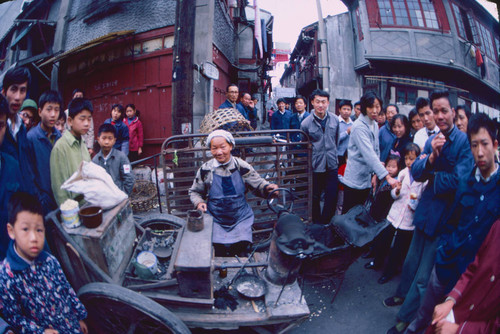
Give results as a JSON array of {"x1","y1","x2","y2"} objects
[
  {"x1": 19, "y1": 98, "x2": 39, "y2": 132},
  {"x1": 189, "y1": 130, "x2": 278, "y2": 256}
]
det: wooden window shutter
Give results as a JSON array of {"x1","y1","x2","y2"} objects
[
  {"x1": 432, "y1": 0, "x2": 450, "y2": 32},
  {"x1": 365, "y1": 0, "x2": 381, "y2": 28}
]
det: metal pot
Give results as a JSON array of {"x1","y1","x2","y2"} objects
[{"x1": 234, "y1": 274, "x2": 267, "y2": 299}]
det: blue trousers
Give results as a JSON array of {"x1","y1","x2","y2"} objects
[
  {"x1": 405, "y1": 267, "x2": 448, "y2": 334},
  {"x1": 395, "y1": 228, "x2": 438, "y2": 323},
  {"x1": 312, "y1": 169, "x2": 338, "y2": 225}
]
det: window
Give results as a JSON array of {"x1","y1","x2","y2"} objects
[
  {"x1": 420, "y1": 1, "x2": 439, "y2": 29},
  {"x1": 451, "y1": 3, "x2": 466, "y2": 37},
  {"x1": 369, "y1": 0, "x2": 445, "y2": 30},
  {"x1": 379, "y1": 0, "x2": 395, "y2": 25},
  {"x1": 407, "y1": 0, "x2": 424, "y2": 27},
  {"x1": 495, "y1": 37, "x2": 500, "y2": 59},
  {"x1": 396, "y1": 87, "x2": 417, "y2": 104},
  {"x1": 477, "y1": 23, "x2": 495, "y2": 60},
  {"x1": 451, "y1": 2, "x2": 498, "y2": 62},
  {"x1": 393, "y1": 0, "x2": 409, "y2": 26}
]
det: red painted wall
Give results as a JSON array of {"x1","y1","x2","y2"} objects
[
  {"x1": 61, "y1": 27, "x2": 174, "y2": 159},
  {"x1": 212, "y1": 45, "x2": 231, "y2": 109}
]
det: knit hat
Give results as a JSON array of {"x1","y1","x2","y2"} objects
[
  {"x1": 21, "y1": 99, "x2": 37, "y2": 111},
  {"x1": 206, "y1": 129, "x2": 235, "y2": 147}
]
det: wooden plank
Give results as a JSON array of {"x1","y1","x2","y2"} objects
[{"x1": 174, "y1": 213, "x2": 213, "y2": 271}]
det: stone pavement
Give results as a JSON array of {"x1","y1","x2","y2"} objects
[{"x1": 290, "y1": 258, "x2": 400, "y2": 334}]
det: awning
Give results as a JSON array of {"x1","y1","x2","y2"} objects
[
  {"x1": 39, "y1": 29, "x2": 135, "y2": 67},
  {"x1": 10, "y1": 23, "x2": 34, "y2": 49}
]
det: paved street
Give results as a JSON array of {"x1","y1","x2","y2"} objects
[{"x1": 290, "y1": 258, "x2": 400, "y2": 334}]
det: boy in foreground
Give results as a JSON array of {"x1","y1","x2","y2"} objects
[
  {"x1": 0, "y1": 192, "x2": 87, "y2": 333},
  {"x1": 50, "y1": 98, "x2": 92, "y2": 206},
  {"x1": 92, "y1": 123, "x2": 135, "y2": 195},
  {"x1": 27, "y1": 91, "x2": 62, "y2": 214}
]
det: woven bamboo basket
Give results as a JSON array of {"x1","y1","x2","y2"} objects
[
  {"x1": 130, "y1": 180, "x2": 157, "y2": 213},
  {"x1": 199, "y1": 107, "x2": 252, "y2": 134}
]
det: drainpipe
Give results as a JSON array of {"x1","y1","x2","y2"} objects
[
  {"x1": 316, "y1": 0, "x2": 329, "y2": 92},
  {"x1": 51, "y1": 0, "x2": 73, "y2": 90}
]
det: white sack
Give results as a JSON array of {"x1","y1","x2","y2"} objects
[{"x1": 61, "y1": 161, "x2": 128, "y2": 209}]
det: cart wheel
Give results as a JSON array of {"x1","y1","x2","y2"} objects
[
  {"x1": 78, "y1": 282, "x2": 191, "y2": 334},
  {"x1": 138, "y1": 213, "x2": 186, "y2": 230}
]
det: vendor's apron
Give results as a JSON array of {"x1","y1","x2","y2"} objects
[{"x1": 208, "y1": 169, "x2": 254, "y2": 244}]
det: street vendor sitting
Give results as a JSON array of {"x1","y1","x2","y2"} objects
[{"x1": 189, "y1": 130, "x2": 278, "y2": 256}]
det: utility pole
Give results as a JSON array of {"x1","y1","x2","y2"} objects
[
  {"x1": 172, "y1": 0, "x2": 196, "y2": 135},
  {"x1": 316, "y1": 0, "x2": 330, "y2": 92}
]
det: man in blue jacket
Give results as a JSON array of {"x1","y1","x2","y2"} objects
[
  {"x1": 405, "y1": 112, "x2": 500, "y2": 334},
  {"x1": 219, "y1": 84, "x2": 239, "y2": 110},
  {"x1": 237, "y1": 93, "x2": 257, "y2": 124},
  {"x1": 379, "y1": 104, "x2": 398, "y2": 162},
  {"x1": 0, "y1": 95, "x2": 23, "y2": 259},
  {"x1": 0, "y1": 67, "x2": 37, "y2": 196},
  {"x1": 271, "y1": 98, "x2": 293, "y2": 138},
  {"x1": 384, "y1": 90, "x2": 474, "y2": 334}
]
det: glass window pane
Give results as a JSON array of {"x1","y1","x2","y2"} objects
[
  {"x1": 479, "y1": 24, "x2": 494, "y2": 58},
  {"x1": 495, "y1": 37, "x2": 499, "y2": 60},
  {"x1": 407, "y1": 91, "x2": 416, "y2": 104},
  {"x1": 452, "y1": 3, "x2": 466, "y2": 37},
  {"x1": 397, "y1": 90, "x2": 406, "y2": 104},
  {"x1": 379, "y1": 0, "x2": 395, "y2": 25},
  {"x1": 421, "y1": 1, "x2": 439, "y2": 29},
  {"x1": 407, "y1": 0, "x2": 424, "y2": 27},
  {"x1": 467, "y1": 14, "x2": 479, "y2": 44},
  {"x1": 393, "y1": 0, "x2": 409, "y2": 26}
]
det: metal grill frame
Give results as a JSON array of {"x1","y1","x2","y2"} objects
[{"x1": 160, "y1": 130, "x2": 313, "y2": 230}]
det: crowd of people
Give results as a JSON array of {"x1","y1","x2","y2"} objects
[
  {"x1": 220, "y1": 83, "x2": 499, "y2": 334},
  {"x1": 0, "y1": 66, "x2": 498, "y2": 333},
  {"x1": 0, "y1": 66, "x2": 148, "y2": 332}
]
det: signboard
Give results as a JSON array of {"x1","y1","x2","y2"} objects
[
  {"x1": 202, "y1": 62, "x2": 219, "y2": 80},
  {"x1": 182, "y1": 122, "x2": 192, "y2": 134}
]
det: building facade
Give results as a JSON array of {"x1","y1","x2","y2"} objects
[
  {"x1": 282, "y1": 0, "x2": 499, "y2": 118},
  {"x1": 0, "y1": 0, "x2": 274, "y2": 155}
]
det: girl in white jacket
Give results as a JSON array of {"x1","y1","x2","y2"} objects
[{"x1": 365, "y1": 143, "x2": 427, "y2": 284}]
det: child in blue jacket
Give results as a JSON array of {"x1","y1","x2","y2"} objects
[
  {"x1": 104, "y1": 103, "x2": 129, "y2": 155},
  {"x1": 0, "y1": 192, "x2": 88, "y2": 333}
]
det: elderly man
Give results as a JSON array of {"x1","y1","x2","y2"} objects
[
  {"x1": 219, "y1": 84, "x2": 239, "y2": 109},
  {"x1": 238, "y1": 92, "x2": 257, "y2": 128}
]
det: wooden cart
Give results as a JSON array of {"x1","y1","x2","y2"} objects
[{"x1": 45, "y1": 130, "x2": 313, "y2": 334}]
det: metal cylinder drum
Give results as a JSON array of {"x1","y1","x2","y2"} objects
[{"x1": 265, "y1": 230, "x2": 302, "y2": 285}]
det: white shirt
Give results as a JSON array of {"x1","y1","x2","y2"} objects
[
  {"x1": 475, "y1": 164, "x2": 498, "y2": 183},
  {"x1": 338, "y1": 115, "x2": 353, "y2": 125},
  {"x1": 413, "y1": 125, "x2": 440, "y2": 149},
  {"x1": 7, "y1": 113, "x2": 23, "y2": 142}
]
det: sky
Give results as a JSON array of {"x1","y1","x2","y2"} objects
[{"x1": 259, "y1": 0, "x2": 498, "y2": 49}]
